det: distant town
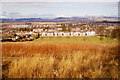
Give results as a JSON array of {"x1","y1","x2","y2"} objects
[{"x1": 1, "y1": 17, "x2": 119, "y2": 42}]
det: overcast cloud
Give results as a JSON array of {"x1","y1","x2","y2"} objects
[{"x1": 1, "y1": 2, "x2": 118, "y2": 18}]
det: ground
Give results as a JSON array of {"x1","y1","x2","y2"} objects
[
  {"x1": 34, "y1": 36, "x2": 118, "y2": 43},
  {"x1": 2, "y1": 36, "x2": 119, "y2": 78}
]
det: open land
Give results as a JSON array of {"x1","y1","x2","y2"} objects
[{"x1": 2, "y1": 37, "x2": 119, "y2": 78}]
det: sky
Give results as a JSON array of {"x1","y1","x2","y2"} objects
[
  {"x1": 1, "y1": 0, "x2": 120, "y2": 2},
  {"x1": 0, "y1": 2, "x2": 118, "y2": 18}
]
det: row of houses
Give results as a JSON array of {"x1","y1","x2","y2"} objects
[
  {"x1": 9, "y1": 24, "x2": 62, "y2": 28},
  {"x1": 40, "y1": 31, "x2": 96, "y2": 37},
  {"x1": 9, "y1": 25, "x2": 30, "y2": 28},
  {"x1": 33, "y1": 28, "x2": 62, "y2": 32},
  {"x1": 16, "y1": 31, "x2": 36, "y2": 35},
  {"x1": 15, "y1": 30, "x2": 96, "y2": 37},
  {"x1": 33, "y1": 27, "x2": 94, "y2": 32}
]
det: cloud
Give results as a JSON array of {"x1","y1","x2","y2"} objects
[
  {"x1": 0, "y1": 16, "x2": 9, "y2": 18},
  {"x1": 9, "y1": 12, "x2": 20, "y2": 15},
  {"x1": 1, "y1": 2, "x2": 118, "y2": 18},
  {"x1": 1, "y1": 12, "x2": 58, "y2": 18},
  {"x1": 2, "y1": 2, "x2": 71, "y2": 9}
]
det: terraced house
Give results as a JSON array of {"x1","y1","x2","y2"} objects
[{"x1": 40, "y1": 31, "x2": 96, "y2": 37}]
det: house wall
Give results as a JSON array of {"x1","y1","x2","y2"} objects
[{"x1": 40, "y1": 31, "x2": 96, "y2": 37}]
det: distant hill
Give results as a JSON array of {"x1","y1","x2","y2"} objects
[
  {"x1": 0, "y1": 16, "x2": 118, "y2": 23},
  {"x1": 102, "y1": 17, "x2": 118, "y2": 19},
  {"x1": 0, "y1": 18, "x2": 45, "y2": 23},
  {"x1": 55, "y1": 17, "x2": 70, "y2": 20}
]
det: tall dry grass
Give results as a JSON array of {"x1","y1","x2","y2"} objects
[
  {"x1": 2, "y1": 42, "x2": 118, "y2": 57},
  {"x1": 2, "y1": 42, "x2": 119, "y2": 78}
]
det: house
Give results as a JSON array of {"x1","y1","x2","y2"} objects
[
  {"x1": 48, "y1": 29, "x2": 55, "y2": 32},
  {"x1": 46, "y1": 33, "x2": 54, "y2": 37},
  {"x1": 70, "y1": 32, "x2": 74, "y2": 36},
  {"x1": 56, "y1": 28, "x2": 62, "y2": 31},
  {"x1": 58, "y1": 32, "x2": 64, "y2": 36},
  {"x1": 11, "y1": 25, "x2": 29, "y2": 28},
  {"x1": 63, "y1": 32, "x2": 70, "y2": 36},
  {"x1": 54, "y1": 32, "x2": 58, "y2": 36},
  {"x1": 80, "y1": 32, "x2": 86, "y2": 36},
  {"x1": 40, "y1": 31, "x2": 96, "y2": 37},
  {"x1": 71, "y1": 28, "x2": 80, "y2": 32},
  {"x1": 33, "y1": 29, "x2": 43, "y2": 32},
  {"x1": 41, "y1": 32, "x2": 47, "y2": 37},
  {"x1": 85, "y1": 31, "x2": 96, "y2": 36},
  {"x1": 90, "y1": 31, "x2": 96, "y2": 36},
  {"x1": 16, "y1": 32, "x2": 22, "y2": 35},
  {"x1": 73, "y1": 32, "x2": 80, "y2": 36}
]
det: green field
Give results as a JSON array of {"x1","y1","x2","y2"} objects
[{"x1": 34, "y1": 37, "x2": 118, "y2": 43}]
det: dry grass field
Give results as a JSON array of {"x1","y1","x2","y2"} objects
[{"x1": 2, "y1": 41, "x2": 119, "y2": 78}]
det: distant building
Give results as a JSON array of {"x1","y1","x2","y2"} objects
[
  {"x1": 40, "y1": 31, "x2": 96, "y2": 37},
  {"x1": 33, "y1": 29, "x2": 43, "y2": 32}
]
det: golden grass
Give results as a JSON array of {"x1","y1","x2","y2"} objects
[
  {"x1": 2, "y1": 42, "x2": 117, "y2": 57},
  {"x1": 2, "y1": 42, "x2": 119, "y2": 78}
]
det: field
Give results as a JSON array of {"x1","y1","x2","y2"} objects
[
  {"x1": 2, "y1": 37, "x2": 119, "y2": 78},
  {"x1": 34, "y1": 37, "x2": 118, "y2": 43}
]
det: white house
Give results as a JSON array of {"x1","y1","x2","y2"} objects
[
  {"x1": 58, "y1": 32, "x2": 64, "y2": 36},
  {"x1": 41, "y1": 32, "x2": 46, "y2": 36},
  {"x1": 11, "y1": 25, "x2": 29, "y2": 28},
  {"x1": 46, "y1": 33, "x2": 54, "y2": 37},
  {"x1": 73, "y1": 32, "x2": 80, "y2": 36},
  {"x1": 56, "y1": 28, "x2": 62, "y2": 31},
  {"x1": 85, "y1": 31, "x2": 96, "y2": 36},
  {"x1": 90, "y1": 31, "x2": 96, "y2": 36},
  {"x1": 33, "y1": 29, "x2": 43, "y2": 32},
  {"x1": 63, "y1": 32, "x2": 70, "y2": 36},
  {"x1": 48, "y1": 29, "x2": 55, "y2": 32},
  {"x1": 40, "y1": 31, "x2": 96, "y2": 37},
  {"x1": 16, "y1": 32, "x2": 22, "y2": 35},
  {"x1": 54, "y1": 32, "x2": 58, "y2": 36},
  {"x1": 80, "y1": 33, "x2": 86, "y2": 36},
  {"x1": 70, "y1": 32, "x2": 74, "y2": 36}
]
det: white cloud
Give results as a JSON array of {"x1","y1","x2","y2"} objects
[
  {"x1": 1, "y1": 2, "x2": 71, "y2": 9},
  {"x1": 1, "y1": 1, "x2": 118, "y2": 18},
  {"x1": 0, "y1": 16, "x2": 9, "y2": 18},
  {"x1": 56, "y1": 14, "x2": 72, "y2": 17}
]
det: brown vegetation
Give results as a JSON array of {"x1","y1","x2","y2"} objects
[
  {"x1": 2, "y1": 42, "x2": 117, "y2": 57},
  {"x1": 2, "y1": 42, "x2": 119, "y2": 78}
]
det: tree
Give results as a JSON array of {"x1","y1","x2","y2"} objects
[
  {"x1": 68, "y1": 28, "x2": 71, "y2": 32},
  {"x1": 111, "y1": 28, "x2": 120, "y2": 40},
  {"x1": 99, "y1": 36, "x2": 104, "y2": 41},
  {"x1": 104, "y1": 29, "x2": 111, "y2": 37},
  {"x1": 111, "y1": 29, "x2": 117, "y2": 38},
  {"x1": 61, "y1": 24, "x2": 67, "y2": 31},
  {"x1": 95, "y1": 27, "x2": 105, "y2": 36},
  {"x1": 116, "y1": 28, "x2": 120, "y2": 40}
]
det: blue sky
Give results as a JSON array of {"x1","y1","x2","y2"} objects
[{"x1": 1, "y1": 2, "x2": 118, "y2": 18}]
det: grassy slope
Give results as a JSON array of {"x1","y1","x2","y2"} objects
[
  {"x1": 34, "y1": 37, "x2": 118, "y2": 43},
  {"x1": 2, "y1": 42, "x2": 118, "y2": 78},
  {"x1": 2, "y1": 37, "x2": 118, "y2": 78}
]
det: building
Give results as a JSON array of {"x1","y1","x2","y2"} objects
[{"x1": 40, "y1": 31, "x2": 96, "y2": 37}]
